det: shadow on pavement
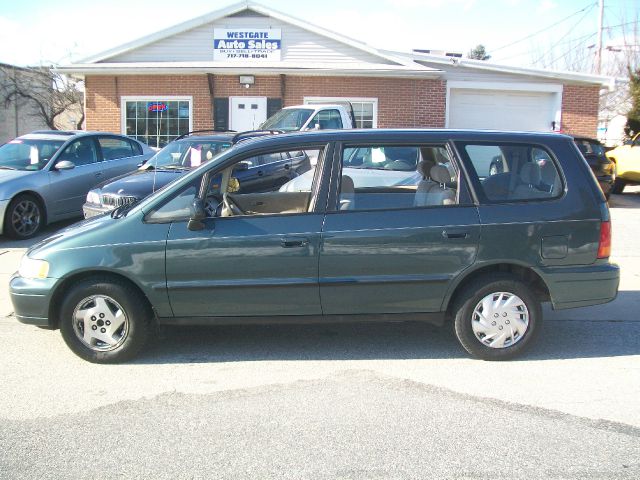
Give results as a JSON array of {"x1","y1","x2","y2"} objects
[
  {"x1": 608, "y1": 190, "x2": 640, "y2": 209},
  {"x1": 0, "y1": 219, "x2": 79, "y2": 249},
  {"x1": 137, "y1": 291, "x2": 640, "y2": 365}
]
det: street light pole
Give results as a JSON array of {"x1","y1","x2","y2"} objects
[{"x1": 595, "y1": 0, "x2": 604, "y2": 74}]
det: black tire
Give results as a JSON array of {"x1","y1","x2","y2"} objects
[
  {"x1": 452, "y1": 273, "x2": 542, "y2": 360},
  {"x1": 59, "y1": 277, "x2": 153, "y2": 363},
  {"x1": 611, "y1": 178, "x2": 626, "y2": 194},
  {"x1": 4, "y1": 193, "x2": 45, "y2": 239}
]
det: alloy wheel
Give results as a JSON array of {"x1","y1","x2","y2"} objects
[
  {"x1": 72, "y1": 295, "x2": 129, "y2": 352},
  {"x1": 11, "y1": 199, "x2": 41, "y2": 237}
]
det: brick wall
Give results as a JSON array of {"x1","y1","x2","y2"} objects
[
  {"x1": 85, "y1": 74, "x2": 447, "y2": 132},
  {"x1": 85, "y1": 74, "x2": 599, "y2": 136},
  {"x1": 284, "y1": 76, "x2": 446, "y2": 128},
  {"x1": 85, "y1": 75, "x2": 213, "y2": 133},
  {"x1": 561, "y1": 84, "x2": 600, "y2": 137}
]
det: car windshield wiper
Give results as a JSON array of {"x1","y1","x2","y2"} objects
[
  {"x1": 158, "y1": 165, "x2": 189, "y2": 171},
  {"x1": 0, "y1": 166, "x2": 17, "y2": 170}
]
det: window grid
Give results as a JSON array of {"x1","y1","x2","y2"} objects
[{"x1": 124, "y1": 100, "x2": 191, "y2": 148}]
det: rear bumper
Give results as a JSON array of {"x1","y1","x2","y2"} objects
[
  {"x1": 596, "y1": 175, "x2": 614, "y2": 195},
  {"x1": 538, "y1": 262, "x2": 620, "y2": 310},
  {"x1": 83, "y1": 202, "x2": 111, "y2": 219},
  {"x1": 9, "y1": 274, "x2": 58, "y2": 327}
]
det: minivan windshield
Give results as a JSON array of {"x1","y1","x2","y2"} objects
[
  {"x1": 260, "y1": 108, "x2": 314, "y2": 131},
  {"x1": 144, "y1": 139, "x2": 232, "y2": 171},
  {"x1": 0, "y1": 139, "x2": 65, "y2": 171}
]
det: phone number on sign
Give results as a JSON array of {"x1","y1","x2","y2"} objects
[{"x1": 218, "y1": 52, "x2": 273, "y2": 59}]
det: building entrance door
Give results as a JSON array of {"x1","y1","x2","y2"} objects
[{"x1": 230, "y1": 97, "x2": 267, "y2": 132}]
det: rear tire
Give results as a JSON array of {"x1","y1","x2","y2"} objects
[
  {"x1": 452, "y1": 274, "x2": 542, "y2": 360},
  {"x1": 59, "y1": 277, "x2": 153, "y2": 363},
  {"x1": 611, "y1": 178, "x2": 626, "y2": 194},
  {"x1": 4, "y1": 193, "x2": 44, "y2": 239}
]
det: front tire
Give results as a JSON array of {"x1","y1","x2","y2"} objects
[
  {"x1": 452, "y1": 274, "x2": 542, "y2": 360},
  {"x1": 59, "y1": 277, "x2": 152, "y2": 363},
  {"x1": 4, "y1": 193, "x2": 44, "y2": 239}
]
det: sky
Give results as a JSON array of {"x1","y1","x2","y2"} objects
[{"x1": 0, "y1": 0, "x2": 637, "y2": 69}]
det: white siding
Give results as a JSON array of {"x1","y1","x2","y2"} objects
[
  {"x1": 106, "y1": 16, "x2": 395, "y2": 65},
  {"x1": 418, "y1": 62, "x2": 564, "y2": 85}
]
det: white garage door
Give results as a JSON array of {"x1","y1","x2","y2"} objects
[{"x1": 448, "y1": 88, "x2": 557, "y2": 132}]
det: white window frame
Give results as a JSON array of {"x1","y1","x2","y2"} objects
[
  {"x1": 303, "y1": 97, "x2": 378, "y2": 128},
  {"x1": 120, "y1": 95, "x2": 193, "y2": 146},
  {"x1": 445, "y1": 82, "x2": 563, "y2": 130}
]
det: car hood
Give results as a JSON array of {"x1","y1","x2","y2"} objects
[
  {"x1": 97, "y1": 169, "x2": 187, "y2": 198},
  {"x1": 28, "y1": 213, "x2": 113, "y2": 257}
]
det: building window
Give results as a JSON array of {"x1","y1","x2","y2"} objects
[
  {"x1": 304, "y1": 97, "x2": 378, "y2": 128},
  {"x1": 121, "y1": 97, "x2": 192, "y2": 148}
]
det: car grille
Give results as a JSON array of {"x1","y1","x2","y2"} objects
[{"x1": 101, "y1": 194, "x2": 138, "y2": 208}]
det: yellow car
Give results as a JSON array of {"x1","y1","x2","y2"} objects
[{"x1": 607, "y1": 132, "x2": 640, "y2": 193}]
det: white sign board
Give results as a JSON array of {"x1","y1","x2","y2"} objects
[{"x1": 214, "y1": 29, "x2": 281, "y2": 61}]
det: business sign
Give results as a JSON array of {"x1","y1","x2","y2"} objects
[
  {"x1": 148, "y1": 102, "x2": 168, "y2": 112},
  {"x1": 213, "y1": 28, "x2": 281, "y2": 61}
]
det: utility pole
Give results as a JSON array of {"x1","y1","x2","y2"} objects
[{"x1": 595, "y1": 0, "x2": 604, "y2": 74}]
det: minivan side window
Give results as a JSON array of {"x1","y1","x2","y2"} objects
[
  {"x1": 336, "y1": 145, "x2": 458, "y2": 211},
  {"x1": 460, "y1": 143, "x2": 563, "y2": 203}
]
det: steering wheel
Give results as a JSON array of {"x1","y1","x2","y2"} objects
[{"x1": 223, "y1": 193, "x2": 244, "y2": 216}]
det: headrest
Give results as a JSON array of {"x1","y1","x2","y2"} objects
[
  {"x1": 520, "y1": 163, "x2": 541, "y2": 185},
  {"x1": 417, "y1": 159, "x2": 435, "y2": 178},
  {"x1": 430, "y1": 164, "x2": 451, "y2": 185},
  {"x1": 341, "y1": 175, "x2": 354, "y2": 192}
]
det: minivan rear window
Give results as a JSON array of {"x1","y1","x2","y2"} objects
[{"x1": 459, "y1": 143, "x2": 563, "y2": 203}]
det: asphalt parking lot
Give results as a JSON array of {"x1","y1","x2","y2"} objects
[{"x1": 1, "y1": 189, "x2": 639, "y2": 479}]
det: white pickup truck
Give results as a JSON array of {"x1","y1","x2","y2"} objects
[{"x1": 260, "y1": 103, "x2": 356, "y2": 131}]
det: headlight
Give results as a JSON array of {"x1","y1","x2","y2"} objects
[
  {"x1": 86, "y1": 190, "x2": 101, "y2": 204},
  {"x1": 18, "y1": 256, "x2": 50, "y2": 279}
]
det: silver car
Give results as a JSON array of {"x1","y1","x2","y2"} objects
[{"x1": 0, "y1": 131, "x2": 153, "y2": 239}]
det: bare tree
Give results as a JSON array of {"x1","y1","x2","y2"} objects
[{"x1": 0, "y1": 64, "x2": 84, "y2": 130}]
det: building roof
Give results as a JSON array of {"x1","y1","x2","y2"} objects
[
  {"x1": 77, "y1": 1, "x2": 416, "y2": 68},
  {"x1": 59, "y1": 0, "x2": 614, "y2": 87}
]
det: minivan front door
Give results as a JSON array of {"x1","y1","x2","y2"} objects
[{"x1": 165, "y1": 214, "x2": 324, "y2": 318}]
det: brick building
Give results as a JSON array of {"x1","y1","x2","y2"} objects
[{"x1": 59, "y1": 1, "x2": 613, "y2": 148}]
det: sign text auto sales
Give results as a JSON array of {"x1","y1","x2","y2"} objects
[{"x1": 213, "y1": 29, "x2": 281, "y2": 61}]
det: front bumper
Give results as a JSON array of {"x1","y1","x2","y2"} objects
[
  {"x1": 0, "y1": 199, "x2": 10, "y2": 235},
  {"x1": 539, "y1": 262, "x2": 620, "y2": 310},
  {"x1": 10, "y1": 274, "x2": 58, "y2": 327},
  {"x1": 82, "y1": 202, "x2": 112, "y2": 219}
]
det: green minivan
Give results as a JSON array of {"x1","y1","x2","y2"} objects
[{"x1": 10, "y1": 130, "x2": 620, "y2": 363}]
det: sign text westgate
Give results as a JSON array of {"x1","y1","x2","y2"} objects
[{"x1": 213, "y1": 29, "x2": 281, "y2": 61}]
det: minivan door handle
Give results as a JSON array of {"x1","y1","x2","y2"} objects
[
  {"x1": 442, "y1": 229, "x2": 470, "y2": 239},
  {"x1": 281, "y1": 237, "x2": 309, "y2": 248}
]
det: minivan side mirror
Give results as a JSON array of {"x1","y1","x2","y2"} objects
[
  {"x1": 55, "y1": 160, "x2": 75, "y2": 170},
  {"x1": 187, "y1": 198, "x2": 207, "y2": 231}
]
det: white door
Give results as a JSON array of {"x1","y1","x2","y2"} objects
[
  {"x1": 230, "y1": 97, "x2": 267, "y2": 132},
  {"x1": 448, "y1": 89, "x2": 557, "y2": 132}
]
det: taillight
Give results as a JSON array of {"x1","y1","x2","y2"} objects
[{"x1": 597, "y1": 221, "x2": 611, "y2": 259}]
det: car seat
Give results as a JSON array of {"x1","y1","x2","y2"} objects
[
  {"x1": 339, "y1": 175, "x2": 355, "y2": 210},
  {"x1": 425, "y1": 164, "x2": 456, "y2": 205},
  {"x1": 413, "y1": 153, "x2": 437, "y2": 207}
]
